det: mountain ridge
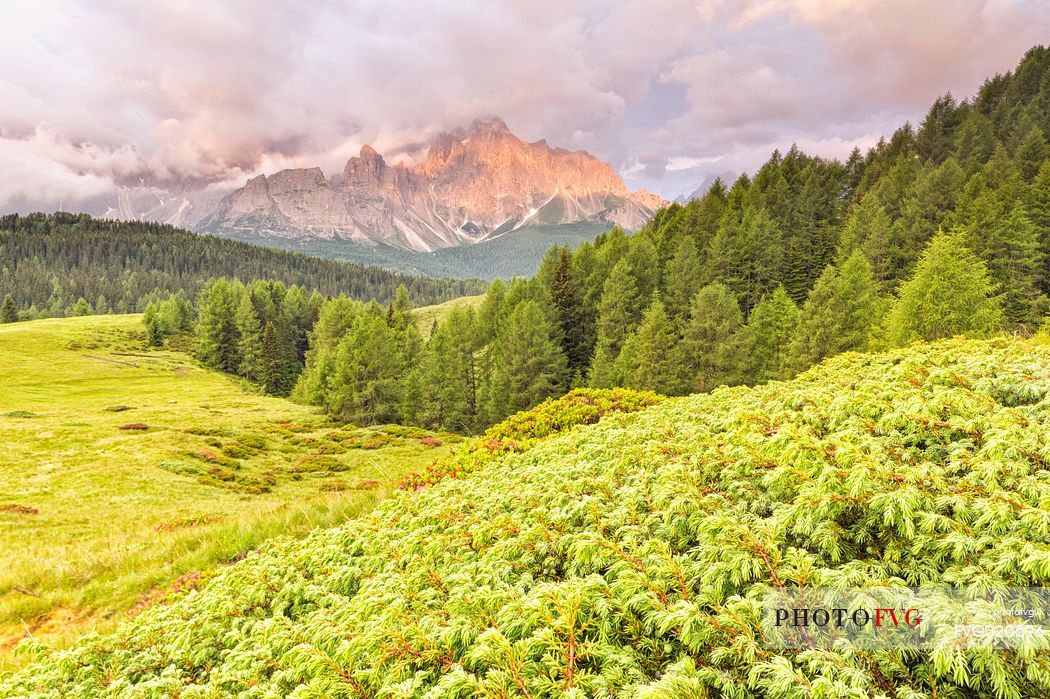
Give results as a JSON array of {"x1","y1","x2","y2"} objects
[{"x1": 197, "y1": 117, "x2": 666, "y2": 252}]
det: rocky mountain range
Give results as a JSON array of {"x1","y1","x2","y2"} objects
[{"x1": 186, "y1": 117, "x2": 665, "y2": 253}]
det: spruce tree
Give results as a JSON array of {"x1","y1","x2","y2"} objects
[
  {"x1": 418, "y1": 306, "x2": 481, "y2": 432},
  {"x1": 586, "y1": 341, "x2": 618, "y2": 389},
  {"x1": 744, "y1": 286, "x2": 799, "y2": 382},
  {"x1": 143, "y1": 303, "x2": 163, "y2": 346},
  {"x1": 482, "y1": 300, "x2": 567, "y2": 423},
  {"x1": 595, "y1": 259, "x2": 641, "y2": 355},
  {"x1": 619, "y1": 298, "x2": 680, "y2": 395},
  {"x1": 790, "y1": 251, "x2": 880, "y2": 368},
  {"x1": 1028, "y1": 160, "x2": 1050, "y2": 293},
  {"x1": 885, "y1": 230, "x2": 1003, "y2": 344},
  {"x1": 662, "y1": 237, "x2": 703, "y2": 328},
  {"x1": 1, "y1": 294, "x2": 18, "y2": 324},
  {"x1": 196, "y1": 280, "x2": 242, "y2": 374},
  {"x1": 677, "y1": 283, "x2": 745, "y2": 392},
  {"x1": 548, "y1": 248, "x2": 590, "y2": 371},
  {"x1": 259, "y1": 314, "x2": 299, "y2": 396},
  {"x1": 326, "y1": 314, "x2": 405, "y2": 424},
  {"x1": 72, "y1": 297, "x2": 92, "y2": 316},
  {"x1": 235, "y1": 295, "x2": 263, "y2": 381},
  {"x1": 984, "y1": 203, "x2": 1046, "y2": 327}
]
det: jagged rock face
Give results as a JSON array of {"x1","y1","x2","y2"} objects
[{"x1": 199, "y1": 118, "x2": 667, "y2": 252}]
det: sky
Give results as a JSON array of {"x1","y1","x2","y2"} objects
[{"x1": 1, "y1": 0, "x2": 1048, "y2": 211}]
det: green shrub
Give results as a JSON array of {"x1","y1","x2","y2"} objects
[
  {"x1": 8, "y1": 340, "x2": 1050, "y2": 697},
  {"x1": 221, "y1": 444, "x2": 252, "y2": 459},
  {"x1": 235, "y1": 433, "x2": 268, "y2": 450},
  {"x1": 292, "y1": 455, "x2": 347, "y2": 473},
  {"x1": 400, "y1": 388, "x2": 663, "y2": 489}
]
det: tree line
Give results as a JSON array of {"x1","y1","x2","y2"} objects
[
  {"x1": 247, "y1": 46, "x2": 1050, "y2": 431},
  {"x1": 0, "y1": 212, "x2": 484, "y2": 322}
]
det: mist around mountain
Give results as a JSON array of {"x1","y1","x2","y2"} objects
[{"x1": 94, "y1": 118, "x2": 666, "y2": 278}]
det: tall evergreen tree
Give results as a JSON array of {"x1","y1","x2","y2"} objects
[
  {"x1": 72, "y1": 297, "x2": 92, "y2": 316},
  {"x1": 619, "y1": 298, "x2": 680, "y2": 395},
  {"x1": 235, "y1": 294, "x2": 263, "y2": 381},
  {"x1": 326, "y1": 314, "x2": 406, "y2": 424},
  {"x1": 885, "y1": 231, "x2": 1003, "y2": 344},
  {"x1": 677, "y1": 283, "x2": 745, "y2": 393},
  {"x1": 259, "y1": 314, "x2": 299, "y2": 396},
  {"x1": 548, "y1": 248, "x2": 590, "y2": 372},
  {"x1": 595, "y1": 259, "x2": 641, "y2": 356},
  {"x1": 2, "y1": 294, "x2": 20, "y2": 323},
  {"x1": 662, "y1": 237, "x2": 703, "y2": 328},
  {"x1": 744, "y1": 286, "x2": 800, "y2": 382},
  {"x1": 1028, "y1": 160, "x2": 1050, "y2": 293},
  {"x1": 483, "y1": 301, "x2": 567, "y2": 423},
  {"x1": 790, "y1": 251, "x2": 880, "y2": 368},
  {"x1": 418, "y1": 306, "x2": 481, "y2": 432},
  {"x1": 196, "y1": 280, "x2": 242, "y2": 374}
]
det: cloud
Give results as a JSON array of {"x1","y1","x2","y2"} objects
[{"x1": 1, "y1": 0, "x2": 1047, "y2": 208}]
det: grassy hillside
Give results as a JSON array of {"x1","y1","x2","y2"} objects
[
  {"x1": 414, "y1": 294, "x2": 486, "y2": 337},
  {"x1": 0, "y1": 315, "x2": 461, "y2": 672},
  {"x1": 5, "y1": 336, "x2": 1050, "y2": 696}
]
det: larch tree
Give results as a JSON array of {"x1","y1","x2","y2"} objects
[
  {"x1": 677, "y1": 283, "x2": 746, "y2": 393},
  {"x1": 744, "y1": 286, "x2": 800, "y2": 383},
  {"x1": 885, "y1": 230, "x2": 1003, "y2": 345}
]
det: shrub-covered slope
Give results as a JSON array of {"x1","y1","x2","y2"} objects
[{"x1": 5, "y1": 338, "x2": 1050, "y2": 698}]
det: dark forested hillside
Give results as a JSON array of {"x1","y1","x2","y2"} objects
[{"x1": 0, "y1": 213, "x2": 484, "y2": 317}]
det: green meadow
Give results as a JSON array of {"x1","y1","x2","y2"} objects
[{"x1": 0, "y1": 315, "x2": 458, "y2": 671}]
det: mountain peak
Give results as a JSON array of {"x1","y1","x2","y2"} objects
[
  {"x1": 468, "y1": 116, "x2": 511, "y2": 137},
  {"x1": 211, "y1": 118, "x2": 668, "y2": 253}
]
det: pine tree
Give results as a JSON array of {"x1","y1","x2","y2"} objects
[
  {"x1": 1026, "y1": 160, "x2": 1050, "y2": 293},
  {"x1": 677, "y1": 283, "x2": 745, "y2": 393},
  {"x1": 292, "y1": 297, "x2": 362, "y2": 404},
  {"x1": 740, "y1": 205, "x2": 785, "y2": 312},
  {"x1": 744, "y1": 286, "x2": 799, "y2": 382},
  {"x1": 586, "y1": 341, "x2": 618, "y2": 389},
  {"x1": 389, "y1": 284, "x2": 413, "y2": 332},
  {"x1": 143, "y1": 302, "x2": 163, "y2": 346},
  {"x1": 1012, "y1": 125, "x2": 1045, "y2": 180},
  {"x1": 626, "y1": 236, "x2": 660, "y2": 302},
  {"x1": 619, "y1": 298, "x2": 680, "y2": 395},
  {"x1": 259, "y1": 314, "x2": 299, "y2": 396},
  {"x1": 1, "y1": 294, "x2": 18, "y2": 323},
  {"x1": 482, "y1": 300, "x2": 567, "y2": 423},
  {"x1": 885, "y1": 230, "x2": 1003, "y2": 344},
  {"x1": 984, "y1": 203, "x2": 1046, "y2": 327}
]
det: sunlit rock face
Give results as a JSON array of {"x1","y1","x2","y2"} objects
[{"x1": 199, "y1": 117, "x2": 666, "y2": 252}]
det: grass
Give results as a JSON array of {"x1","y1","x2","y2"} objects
[
  {"x1": 414, "y1": 294, "x2": 485, "y2": 337},
  {"x1": 0, "y1": 315, "x2": 459, "y2": 672}
]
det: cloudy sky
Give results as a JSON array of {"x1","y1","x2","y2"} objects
[{"x1": 2, "y1": 0, "x2": 1048, "y2": 210}]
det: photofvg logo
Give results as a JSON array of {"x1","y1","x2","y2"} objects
[
  {"x1": 773, "y1": 605, "x2": 922, "y2": 629},
  {"x1": 761, "y1": 586, "x2": 1050, "y2": 651}
]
